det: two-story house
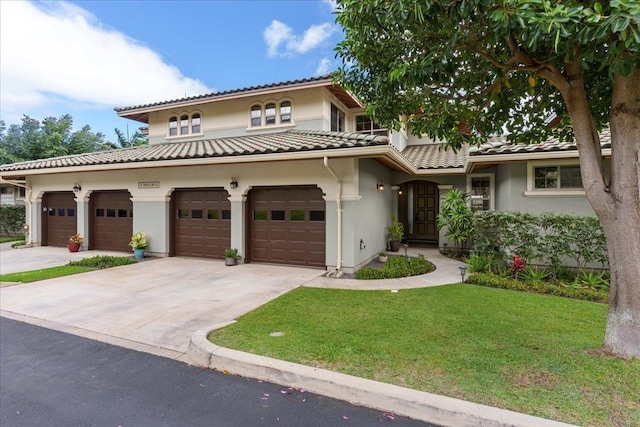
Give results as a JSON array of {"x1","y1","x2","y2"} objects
[{"x1": 0, "y1": 74, "x2": 607, "y2": 274}]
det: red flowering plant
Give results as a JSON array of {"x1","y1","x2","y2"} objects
[{"x1": 510, "y1": 255, "x2": 526, "y2": 279}]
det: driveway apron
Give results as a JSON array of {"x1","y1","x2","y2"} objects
[{"x1": 0, "y1": 257, "x2": 322, "y2": 353}]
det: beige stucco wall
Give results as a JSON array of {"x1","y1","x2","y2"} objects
[{"x1": 146, "y1": 87, "x2": 359, "y2": 144}]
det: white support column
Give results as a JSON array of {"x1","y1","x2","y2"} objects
[
  {"x1": 229, "y1": 195, "x2": 246, "y2": 262},
  {"x1": 76, "y1": 194, "x2": 90, "y2": 251}
]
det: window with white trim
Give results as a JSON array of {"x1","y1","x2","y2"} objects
[
  {"x1": 250, "y1": 101, "x2": 293, "y2": 127},
  {"x1": 168, "y1": 112, "x2": 203, "y2": 136},
  {"x1": 526, "y1": 160, "x2": 585, "y2": 196},
  {"x1": 467, "y1": 173, "x2": 495, "y2": 211},
  {"x1": 355, "y1": 115, "x2": 388, "y2": 136}
]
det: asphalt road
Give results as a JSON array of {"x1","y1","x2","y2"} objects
[{"x1": 0, "y1": 317, "x2": 437, "y2": 427}]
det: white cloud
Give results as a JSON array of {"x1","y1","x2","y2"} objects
[
  {"x1": 315, "y1": 58, "x2": 333, "y2": 75},
  {"x1": 322, "y1": 0, "x2": 338, "y2": 12},
  {"x1": 0, "y1": 1, "x2": 212, "y2": 121},
  {"x1": 264, "y1": 20, "x2": 336, "y2": 58}
]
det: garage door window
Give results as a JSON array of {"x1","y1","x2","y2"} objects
[
  {"x1": 222, "y1": 210, "x2": 231, "y2": 220},
  {"x1": 57, "y1": 208, "x2": 66, "y2": 216},
  {"x1": 178, "y1": 209, "x2": 189, "y2": 219},
  {"x1": 192, "y1": 209, "x2": 203, "y2": 219},
  {"x1": 118, "y1": 209, "x2": 127, "y2": 218},
  {"x1": 291, "y1": 210, "x2": 305, "y2": 221},
  {"x1": 67, "y1": 209, "x2": 75, "y2": 216},
  {"x1": 271, "y1": 210, "x2": 285, "y2": 221},
  {"x1": 310, "y1": 211, "x2": 325, "y2": 221},
  {"x1": 107, "y1": 209, "x2": 116, "y2": 217},
  {"x1": 254, "y1": 210, "x2": 267, "y2": 220},
  {"x1": 96, "y1": 209, "x2": 104, "y2": 217},
  {"x1": 207, "y1": 210, "x2": 218, "y2": 219}
]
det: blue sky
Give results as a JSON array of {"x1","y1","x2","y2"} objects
[{"x1": 0, "y1": 0, "x2": 341, "y2": 142}]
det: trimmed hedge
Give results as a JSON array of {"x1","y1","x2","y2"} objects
[
  {"x1": 473, "y1": 211, "x2": 608, "y2": 274},
  {"x1": 356, "y1": 256, "x2": 436, "y2": 280},
  {"x1": 0, "y1": 205, "x2": 26, "y2": 236},
  {"x1": 67, "y1": 256, "x2": 136, "y2": 269},
  {"x1": 467, "y1": 272, "x2": 609, "y2": 302}
]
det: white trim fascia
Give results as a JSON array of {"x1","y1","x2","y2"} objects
[
  {"x1": 524, "y1": 190, "x2": 586, "y2": 197},
  {"x1": 465, "y1": 147, "x2": 612, "y2": 172},
  {"x1": 323, "y1": 195, "x2": 362, "y2": 202},
  {"x1": 414, "y1": 168, "x2": 467, "y2": 176},
  {"x1": 0, "y1": 146, "x2": 407, "y2": 178}
]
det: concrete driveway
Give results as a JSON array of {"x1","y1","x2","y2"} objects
[{"x1": 0, "y1": 247, "x2": 323, "y2": 355}]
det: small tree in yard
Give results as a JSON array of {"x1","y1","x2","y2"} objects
[
  {"x1": 437, "y1": 189, "x2": 474, "y2": 257},
  {"x1": 336, "y1": 1, "x2": 640, "y2": 358}
]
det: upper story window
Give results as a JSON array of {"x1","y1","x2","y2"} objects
[
  {"x1": 280, "y1": 101, "x2": 291, "y2": 123},
  {"x1": 169, "y1": 116, "x2": 178, "y2": 136},
  {"x1": 355, "y1": 115, "x2": 388, "y2": 136},
  {"x1": 191, "y1": 113, "x2": 201, "y2": 133},
  {"x1": 331, "y1": 103, "x2": 345, "y2": 132},
  {"x1": 526, "y1": 160, "x2": 585, "y2": 197},
  {"x1": 168, "y1": 112, "x2": 203, "y2": 137},
  {"x1": 265, "y1": 103, "x2": 276, "y2": 125},
  {"x1": 250, "y1": 101, "x2": 293, "y2": 128}
]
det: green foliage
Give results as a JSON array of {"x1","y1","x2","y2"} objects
[
  {"x1": 67, "y1": 256, "x2": 136, "y2": 269},
  {"x1": 0, "y1": 205, "x2": 26, "y2": 236},
  {"x1": 467, "y1": 273, "x2": 609, "y2": 302},
  {"x1": 465, "y1": 254, "x2": 491, "y2": 274},
  {"x1": 224, "y1": 248, "x2": 239, "y2": 258},
  {"x1": 10, "y1": 240, "x2": 26, "y2": 248},
  {"x1": 386, "y1": 215, "x2": 404, "y2": 241},
  {"x1": 0, "y1": 115, "x2": 111, "y2": 163},
  {"x1": 336, "y1": 0, "x2": 638, "y2": 145},
  {"x1": 521, "y1": 266, "x2": 551, "y2": 283},
  {"x1": 0, "y1": 266, "x2": 94, "y2": 283},
  {"x1": 436, "y1": 189, "x2": 474, "y2": 256},
  {"x1": 473, "y1": 211, "x2": 608, "y2": 276},
  {"x1": 114, "y1": 127, "x2": 148, "y2": 148},
  {"x1": 575, "y1": 271, "x2": 610, "y2": 290},
  {"x1": 355, "y1": 256, "x2": 435, "y2": 279}
]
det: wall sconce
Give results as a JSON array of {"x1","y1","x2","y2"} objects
[
  {"x1": 376, "y1": 180, "x2": 385, "y2": 191},
  {"x1": 72, "y1": 183, "x2": 81, "y2": 193},
  {"x1": 230, "y1": 177, "x2": 238, "y2": 189},
  {"x1": 391, "y1": 185, "x2": 402, "y2": 195}
]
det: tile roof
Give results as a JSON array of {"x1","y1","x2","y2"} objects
[
  {"x1": 402, "y1": 144, "x2": 467, "y2": 169},
  {"x1": 115, "y1": 74, "x2": 335, "y2": 113},
  {"x1": 0, "y1": 130, "x2": 390, "y2": 173},
  {"x1": 468, "y1": 129, "x2": 611, "y2": 156}
]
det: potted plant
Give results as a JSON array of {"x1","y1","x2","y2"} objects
[
  {"x1": 67, "y1": 233, "x2": 83, "y2": 253},
  {"x1": 378, "y1": 252, "x2": 388, "y2": 263},
  {"x1": 387, "y1": 215, "x2": 404, "y2": 252},
  {"x1": 224, "y1": 248, "x2": 240, "y2": 266},
  {"x1": 129, "y1": 231, "x2": 149, "y2": 259}
]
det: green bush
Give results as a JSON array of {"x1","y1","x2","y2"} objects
[
  {"x1": 473, "y1": 211, "x2": 608, "y2": 276},
  {"x1": 67, "y1": 256, "x2": 136, "y2": 269},
  {"x1": 466, "y1": 254, "x2": 490, "y2": 273},
  {"x1": 0, "y1": 205, "x2": 26, "y2": 236},
  {"x1": 356, "y1": 256, "x2": 436, "y2": 279},
  {"x1": 467, "y1": 272, "x2": 609, "y2": 302}
]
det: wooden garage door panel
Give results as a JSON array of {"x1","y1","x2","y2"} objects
[
  {"x1": 43, "y1": 192, "x2": 77, "y2": 246},
  {"x1": 250, "y1": 186, "x2": 325, "y2": 268},
  {"x1": 174, "y1": 189, "x2": 230, "y2": 259},
  {"x1": 92, "y1": 191, "x2": 133, "y2": 252}
]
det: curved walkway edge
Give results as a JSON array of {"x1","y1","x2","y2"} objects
[{"x1": 188, "y1": 324, "x2": 577, "y2": 427}]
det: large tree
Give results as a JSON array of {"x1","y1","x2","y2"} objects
[{"x1": 336, "y1": 0, "x2": 640, "y2": 358}]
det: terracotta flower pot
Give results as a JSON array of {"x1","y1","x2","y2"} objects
[{"x1": 67, "y1": 243, "x2": 80, "y2": 253}]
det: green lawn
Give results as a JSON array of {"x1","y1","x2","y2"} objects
[
  {"x1": 208, "y1": 285, "x2": 640, "y2": 427},
  {"x1": 0, "y1": 266, "x2": 94, "y2": 283}
]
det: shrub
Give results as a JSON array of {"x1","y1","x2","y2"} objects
[
  {"x1": 466, "y1": 254, "x2": 490, "y2": 273},
  {"x1": 520, "y1": 266, "x2": 550, "y2": 283},
  {"x1": 356, "y1": 256, "x2": 436, "y2": 280},
  {"x1": 437, "y1": 189, "x2": 474, "y2": 256},
  {"x1": 0, "y1": 205, "x2": 26, "y2": 236},
  {"x1": 67, "y1": 256, "x2": 136, "y2": 269},
  {"x1": 467, "y1": 273, "x2": 609, "y2": 302}
]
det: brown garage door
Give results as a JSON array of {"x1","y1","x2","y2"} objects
[
  {"x1": 250, "y1": 186, "x2": 325, "y2": 268},
  {"x1": 173, "y1": 189, "x2": 230, "y2": 259},
  {"x1": 91, "y1": 191, "x2": 133, "y2": 252},
  {"x1": 42, "y1": 192, "x2": 77, "y2": 246}
]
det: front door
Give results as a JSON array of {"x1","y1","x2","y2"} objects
[{"x1": 402, "y1": 181, "x2": 438, "y2": 242}]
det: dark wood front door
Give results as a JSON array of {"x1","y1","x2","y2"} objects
[
  {"x1": 409, "y1": 181, "x2": 438, "y2": 242},
  {"x1": 249, "y1": 186, "x2": 325, "y2": 268},
  {"x1": 42, "y1": 192, "x2": 77, "y2": 246}
]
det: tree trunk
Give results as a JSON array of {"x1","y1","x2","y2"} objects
[
  {"x1": 563, "y1": 64, "x2": 640, "y2": 359},
  {"x1": 601, "y1": 71, "x2": 640, "y2": 359}
]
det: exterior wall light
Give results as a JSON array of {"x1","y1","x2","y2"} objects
[
  {"x1": 230, "y1": 177, "x2": 238, "y2": 189},
  {"x1": 73, "y1": 183, "x2": 81, "y2": 193},
  {"x1": 459, "y1": 265, "x2": 467, "y2": 282},
  {"x1": 376, "y1": 180, "x2": 385, "y2": 191}
]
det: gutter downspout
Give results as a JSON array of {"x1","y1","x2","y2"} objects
[
  {"x1": 323, "y1": 157, "x2": 344, "y2": 278},
  {"x1": 0, "y1": 178, "x2": 33, "y2": 246}
]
